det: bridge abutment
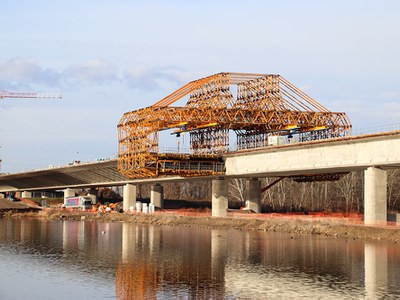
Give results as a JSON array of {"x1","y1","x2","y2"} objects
[
  {"x1": 212, "y1": 178, "x2": 228, "y2": 217},
  {"x1": 151, "y1": 184, "x2": 164, "y2": 209},
  {"x1": 123, "y1": 184, "x2": 136, "y2": 212},
  {"x1": 245, "y1": 178, "x2": 261, "y2": 213},
  {"x1": 364, "y1": 167, "x2": 387, "y2": 225}
]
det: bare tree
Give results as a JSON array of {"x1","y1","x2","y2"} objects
[
  {"x1": 335, "y1": 172, "x2": 363, "y2": 213},
  {"x1": 228, "y1": 179, "x2": 246, "y2": 206},
  {"x1": 387, "y1": 169, "x2": 400, "y2": 212}
]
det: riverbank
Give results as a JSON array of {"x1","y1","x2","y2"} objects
[{"x1": 6, "y1": 208, "x2": 400, "y2": 242}]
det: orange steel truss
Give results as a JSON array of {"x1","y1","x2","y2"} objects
[{"x1": 117, "y1": 72, "x2": 351, "y2": 178}]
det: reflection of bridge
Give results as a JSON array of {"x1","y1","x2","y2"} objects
[
  {"x1": 118, "y1": 225, "x2": 393, "y2": 298},
  {"x1": 0, "y1": 131, "x2": 399, "y2": 224}
]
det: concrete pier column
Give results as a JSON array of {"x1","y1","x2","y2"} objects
[
  {"x1": 151, "y1": 184, "x2": 164, "y2": 209},
  {"x1": 364, "y1": 167, "x2": 387, "y2": 225},
  {"x1": 63, "y1": 188, "x2": 76, "y2": 205},
  {"x1": 87, "y1": 187, "x2": 98, "y2": 204},
  {"x1": 245, "y1": 178, "x2": 261, "y2": 213},
  {"x1": 212, "y1": 178, "x2": 228, "y2": 217},
  {"x1": 21, "y1": 191, "x2": 32, "y2": 198},
  {"x1": 123, "y1": 184, "x2": 136, "y2": 213}
]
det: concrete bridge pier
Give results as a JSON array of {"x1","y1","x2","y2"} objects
[
  {"x1": 212, "y1": 178, "x2": 228, "y2": 217},
  {"x1": 364, "y1": 167, "x2": 387, "y2": 225},
  {"x1": 63, "y1": 188, "x2": 76, "y2": 205},
  {"x1": 21, "y1": 191, "x2": 32, "y2": 198},
  {"x1": 123, "y1": 184, "x2": 136, "y2": 212},
  {"x1": 151, "y1": 184, "x2": 164, "y2": 209},
  {"x1": 245, "y1": 178, "x2": 261, "y2": 213}
]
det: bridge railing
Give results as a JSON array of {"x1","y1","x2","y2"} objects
[{"x1": 351, "y1": 124, "x2": 400, "y2": 137}]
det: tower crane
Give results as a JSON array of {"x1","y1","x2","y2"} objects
[
  {"x1": 0, "y1": 90, "x2": 62, "y2": 174},
  {"x1": 0, "y1": 91, "x2": 62, "y2": 99}
]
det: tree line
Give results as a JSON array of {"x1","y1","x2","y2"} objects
[{"x1": 133, "y1": 169, "x2": 400, "y2": 213}]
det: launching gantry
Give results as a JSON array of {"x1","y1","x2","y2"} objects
[{"x1": 117, "y1": 72, "x2": 351, "y2": 178}]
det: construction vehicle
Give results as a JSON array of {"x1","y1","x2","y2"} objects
[{"x1": 65, "y1": 196, "x2": 93, "y2": 210}]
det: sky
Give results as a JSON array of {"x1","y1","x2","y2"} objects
[{"x1": 0, "y1": 0, "x2": 399, "y2": 173}]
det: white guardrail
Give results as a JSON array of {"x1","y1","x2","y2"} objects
[{"x1": 351, "y1": 124, "x2": 400, "y2": 136}]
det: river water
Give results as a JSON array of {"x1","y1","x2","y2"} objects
[{"x1": 0, "y1": 218, "x2": 399, "y2": 299}]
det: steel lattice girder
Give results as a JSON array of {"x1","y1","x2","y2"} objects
[{"x1": 117, "y1": 72, "x2": 352, "y2": 178}]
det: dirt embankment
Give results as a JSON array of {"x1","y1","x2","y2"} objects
[
  {"x1": 7, "y1": 208, "x2": 400, "y2": 242},
  {"x1": 0, "y1": 198, "x2": 41, "y2": 216}
]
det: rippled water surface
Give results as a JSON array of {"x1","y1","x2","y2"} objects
[{"x1": 0, "y1": 218, "x2": 399, "y2": 299}]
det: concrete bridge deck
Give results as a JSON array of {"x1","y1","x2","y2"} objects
[
  {"x1": 0, "y1": 131, "x2": 399, "y2": 225},
  {"x1": 0, "y1": 131, "x2": 399, "y2": 192},
  {"x1": 225, "y1": 130, "x2": 400, "y2": 177}
]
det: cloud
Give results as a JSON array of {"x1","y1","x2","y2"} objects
[
  {"x1": 122, "y1": 66, "x2": 184, "y2": 91},
  {"x1": 0, "y1": 57, "x2": 195, "y2": 94},
  {"x1": 63, "y1": 60, "x2": 118, "y2": 85},
  {"x1": 0, "y1": 58, "x2": 61, "y2": 89}
]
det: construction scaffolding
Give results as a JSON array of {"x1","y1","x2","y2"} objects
[{"x1": 117, "y1": 72, "x2": 351, "y2": 178}]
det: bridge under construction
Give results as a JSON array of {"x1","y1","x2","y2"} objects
[{"x1": 117, "y1": 72, "x2": 351, "y2": 179}]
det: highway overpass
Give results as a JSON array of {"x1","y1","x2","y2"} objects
[
  {"x1": 225, "y1": 131, "x2": 400, "y2": 177},
  {"x1": 0, "y1": 131, "x2": 399, "y2": 225},
  {"x1": 0, "y1": 159, "x2": 196, "y2": 192}
]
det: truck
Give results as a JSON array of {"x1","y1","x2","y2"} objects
[{"x1": 65, "y1": 196, "x2": 93, "y2": 210}]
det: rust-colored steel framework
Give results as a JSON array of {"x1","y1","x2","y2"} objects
[{"x1": 118, "y1": 72, "x2": 351, "y2": 178}]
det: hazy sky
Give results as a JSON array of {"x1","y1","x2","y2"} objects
[{"x1": 1, "y1": 0, "x2": 399, "y2": 173}]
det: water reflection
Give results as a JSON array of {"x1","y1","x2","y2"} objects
[
  {"x1": 115, "y1": 223, "x2": 400, "y2": 299},
  {"x1": 365, "y1": 242, "x2": 388, "y2": 298},
  {"x1": 0, "y1": 218, "x2": 399, "y2": 299},
  {"x1": 117, "y1": 224, "x2": 222, "y2": 299}
]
